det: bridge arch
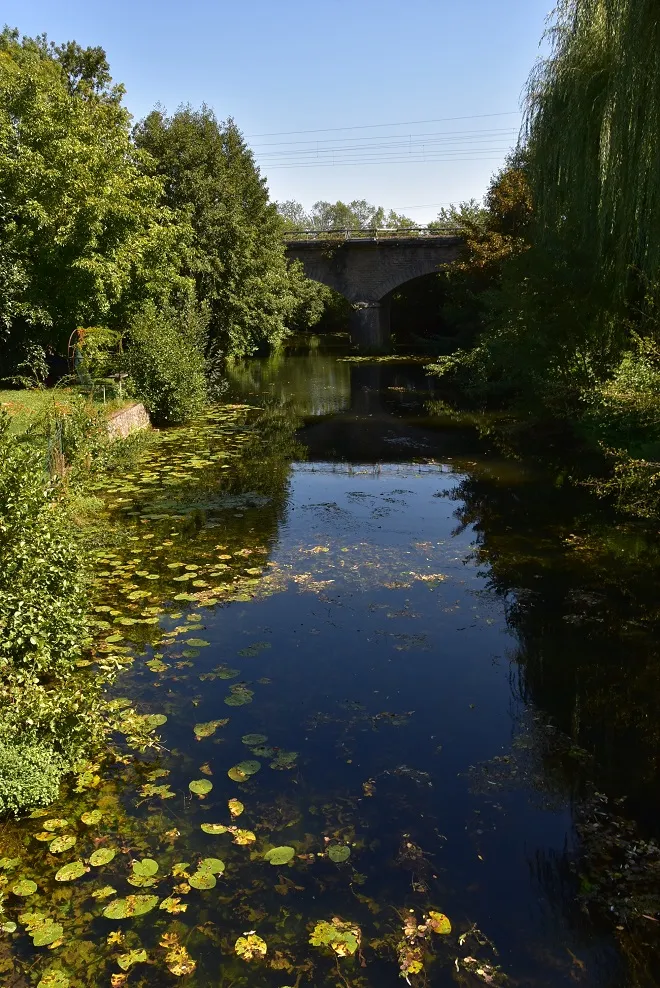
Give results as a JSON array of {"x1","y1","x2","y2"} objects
[{"x1": 285, "y1": 234, "x2": 462, "y2": 349}]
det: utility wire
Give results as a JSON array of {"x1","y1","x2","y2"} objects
[{"x1": 246, "y1": 110, "x2": 521, "y2": 139}]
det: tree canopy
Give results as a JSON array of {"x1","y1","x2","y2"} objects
[
  {"x1": 0, "y1": 28, "x2": 192, "y2": 349},
  {"x1": 278, "y1": 199, "x2": 416, "y2": 232}
]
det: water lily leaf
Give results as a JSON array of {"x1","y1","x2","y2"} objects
[
  {"x1": 43, "y1": 819, "x2": 68, "y2": 832},
  {"x1": 89, "y1": 848, "x2": 116, "y2": 867},
  {"x1": 198, "y1": 857, "x2": 225, "y2": 874},
  {"x1": 188, "y1": 871, "x2": 216, "y2": 890},
  {"x1": 91, "y1": 885, "x2": 117, "y2": 899},
  {"x1": 200, "y1": 823, "x2": 228, "y2": 835},
  {"x1": 309, "y1": 919, "x2": 360, "y2": 956},
  {"x1": 80, "y1": 810, "x2": 102, "y2": 825},
  {"x1": 270, "y1": 751, "x2": 298, "y2": 771},
  {"x1": 32, "y1": 921, "x2": 64, "y2": 946},
  {"x1": 263, "y1": 846, "x2": 295, "y2": 866},
  {"x1": 117, "y1": 948, "x2": 148, "y2": 970},
  {"x1": 235, "y1": 933, "x2": 267, "y2": 961},
  {"x1": 188, "y1": 779, "x2": 212, "y2": 796},
  {"x1": 55, "y1": 861, "x2": 86, "y2": 882},
  {"x1": 49, "y1": 835, "x2": 76, "y2": 854},
  {"x1": 159, "y1": 896, "x2": 187, "y2": 914},
  {"x1": 228, "y1": 798, "x2": 244, "y2": 817},
  {"x1": 237, "y1": 760, "x2": 260, "y2": 776},
  {"x1": 1, "y1": 921, "x2": 16, "y2": 932},
  {"x1": 165, "y1": 942, "x2": 196, "y2": 976},
  {"x1": 132, "y1": 858, "x2": 158, "y2": 877},
  {"x1": 427, "y1": 911, "x2": 452, "y2": 935},
  {"x1": 193, "y1": 719, "x2": 228, "y2": 740},
  {"x1": 103, "y1": 895, "x2": 159, "y2": 919},
  {"x1": 241, "y1": 734, "x2": 267, "y2": 746},
  {"x1": 231, "y1": 828, "x2": 256, "y2": 845},
  {"x1": 37, "y1": 972, "x2": 70, "y2": 988},
  {"x1": 142, "y1": 713, "x2": 167, "y2": 729},
  {"x1": 12, "y1": 879, "x2": 37, "y2": 896},
  {"x1": 185, "y1": 638, "x2": 210, "y2": 647},
  {"x1": 0, "y1": 857, "x2": 20, "y2": 869},
  {"x1": 28, "y1": 809, "x2": 51, "y2": 819},
  {"x1": 328, "y1": 845, "x2": 351, "y2": 863}
]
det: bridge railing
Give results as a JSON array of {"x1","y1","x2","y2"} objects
[{"x1": 282, "y1": 225, "x2": 457, "y2": 242}]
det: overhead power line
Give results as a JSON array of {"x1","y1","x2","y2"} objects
[
  {"x1": 250, "y1": 125, "x2": 518, "y2": 150},
  {"x1": 246, "y1": 110, "x2": 521, "y2": 139}
]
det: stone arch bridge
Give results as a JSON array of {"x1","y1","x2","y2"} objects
[{"x1": 285, "y1": 231, "x2": 462, "y2": 349}]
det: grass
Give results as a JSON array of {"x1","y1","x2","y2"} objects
[{"x1": 0, "y1": 387, "x2": 132, "y2": 435}]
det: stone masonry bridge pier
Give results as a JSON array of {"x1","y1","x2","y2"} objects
[{"x1": 284, "y1": 231, "x2": 462, "y2": 349}]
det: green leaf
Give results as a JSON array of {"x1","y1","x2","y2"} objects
[
  {"x1": 32, "y1": 922, "x2": 64, "y2": 946},
  {"x1": 241, "y1": 733, "x2": 267, "y2": 746},
  {"x1": 49, "y1": 835, "x2": 76, "y2": 854},
  {"x1": 200, "y1": 823, "x2": 228, "y2": 834},
  {"x1": 37, "y1": 972, "x2": 70, "y2": 988},
  {"x1": 189, "y1": 779, "x2": 213, "y2": 795},
  {"x1": 328, "y1": 845, "x2": 351, "y2": 863},
  {"x1": 117, "y1": 948, "x2": 148, "y2": 970},
  {"x1": 188, "y1": 871, "x2": 216, "y2": 889},
  {"x1": 185, "y1": 638, "x2": 210, "y2": 647},
  {"x1": 103, "y1": 895, "x2": 159, "y2": 919},
  {"x1": 12, "y1": 879, "x2": 37, "y2": 896},
  {"x1": 89, "y1": 848, "x2": 116, "y2": 867},
  {"x1": 55, "y1": 861, "x2": 86, "y2": 882},
  {"x1": 132, "y1": 858, "x2": 158, "y2": 877},
  {"x1": 198, "y1": 857, "x2": 225, "y2": 875},
  {"x1": 80, "y1": 810, "x2": 102, "y2": 826},
  {"x1": 263, "y1": 846, "x2": 295, "y2": 866}
]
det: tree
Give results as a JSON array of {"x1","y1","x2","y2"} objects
[
  {"x1": 277, "y1": 199, "x2": 415, "y2": 232},
  {"x1": 0, "y1": 29, "x2": 192, "y2": 352},
  {"x1": 134, "y1": 106, "x2": 321, "y2": 356}
]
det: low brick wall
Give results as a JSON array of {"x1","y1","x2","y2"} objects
[{"x1": 106, "y1": 402, "x2": 151, "y2": 439}]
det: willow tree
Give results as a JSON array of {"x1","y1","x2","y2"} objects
[{"x1": 524, "y1": 0, "x2": 660, "y2": 306}]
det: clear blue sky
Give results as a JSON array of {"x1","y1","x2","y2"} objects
[{"x1": 3, "y1": 0, "x2": 552, "y2": 222}]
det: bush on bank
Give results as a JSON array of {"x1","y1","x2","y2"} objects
[{"x1": 0, "y1": 410, "x2": 105, "y2": 814}]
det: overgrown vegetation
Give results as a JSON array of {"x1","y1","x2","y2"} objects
[
  {"x1": 431, "y1": 0, "x2": 660, "y2": 519},
  {"x1": 0, "y1": 410, "x2": 102, "y2": 814}
]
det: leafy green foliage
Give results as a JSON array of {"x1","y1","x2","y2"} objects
[
  {"x1": 0, "y1": 28, "x2": 192, "y2": 349},
  {"x1": 124, "y1": 302, "x2": 208, "y2": 425},
  {"x1": 134, "y1": 107, "x2": 324, "y2": 356},
  {"x1": 0, "y1": 743, "x2": 64, "y2": 816}
]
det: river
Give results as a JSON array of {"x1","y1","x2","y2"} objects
[{"x1": 4, "y1": 348, "x2": 660, "y2": 988}]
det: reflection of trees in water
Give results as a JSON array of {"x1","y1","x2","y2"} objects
[
  {"x1": 227, "y1": 353, "x2": 352, "y2": 417},
  {"x1": 449, "y1": 471, "x2": 660, "y2": 820},
  {"x1": 453, "y1": 469, "x2": 660, "y2": 980}
]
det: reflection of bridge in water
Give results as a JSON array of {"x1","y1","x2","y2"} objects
[{"x1": 284, "y1": 229, "x2": 462, "y2": 350}]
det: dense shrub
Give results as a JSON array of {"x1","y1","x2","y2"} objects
[
  {"x1": 0, "y1": 410, "x2": 104, "y2": 813},
  {"x1": 125, "y1": 302, "x2": 208, "y2": 425},
  {"x1": 0, "y1": 743, "x2": 65, "y2": 816}
]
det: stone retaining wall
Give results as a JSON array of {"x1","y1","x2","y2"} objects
[{"x1": 106, "y1": 402, "x2": 151, "y2": 439}]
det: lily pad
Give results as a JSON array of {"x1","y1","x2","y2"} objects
[
  {"x1": 263, "y1": 846, "x2": 295, "y2": 866},
  {"x1": 12, "y1": 879, "x2": 37, "y2": 896},
  {"x1": 43, "y1": 819, "x2": 68, "y2": 832},
  {"x1": 49, "y1": 835, "x2": 76, "y2": 854},
  {"x1": 32, "y1": 921, "x2": 64, "y2": 946},
  {"x1": 235, "y1": 933, "x2": 267, "y2": 961},
  {"x1": 1, "y1": 921, "x2": 16, "y2": 933},
  {"x1": 310, "y1": 918, "x2": 360, "y2": 957},
  {"x1": 117, "y1": 948, "x2": 148, "y2": 970},
  {"x1": 198, "y1": 857, "x2": 225, "y2": 874},
  {"x1": 200, "y1": 823, "x2": 228, "y2": 835},
  {"x1": 132, "y1": 858, "x2": 158, "y2": 877},
  {"x1": 427, "y1": 911, "x2": 452, "y2": 935},
  {"x1": 189, "y1": 779, "x2": 213, "y2": 796},
  {"x1": 159, "y1": 895, "x2": 187, "y2": 914},
  {"x1": 55, "y1": 861, "x2": 86, "y2": 882},
  {"x1": 185, "y1": 638, "x2": 210, "y2": 647},
  {"x1": 89, "y1": 848, "x2": 116, "y2": 867},
  {"x1": 228, "y1": 798, "x2": 244, "y2": 817},
  {"x1": 188, "y1": 871, "x2": 216, "y2": 890},
  {"x1": 231, "y1": 828, "x2": 256, "y2": 845},
  {"x1": 328, "y1": 845, "x2": 351, "y2": 863},
  {"x1": 103, "y1": 894, "x2": 159, "y2": 919},
  {"x1": 193, "y1": 719, "x2": 228, "y2": 740},
  {"x1": 80, "y1": 810, "x2": 102, "y2": 826},
  {"x1": 241, "y1": 734, "x2": 267, "y2": 746}
]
